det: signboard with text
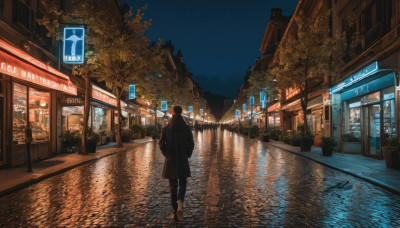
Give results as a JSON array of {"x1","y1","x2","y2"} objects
[
  {"x1": 129, "y1": 85, "x2": 136, "y2": 99},
  {"x1": 243, "y1": 104, "x2": 247, "y2": 112},
  {"x1": 161, "y1": 101, "x2": 168, "y2": 111},
  {"x1": 260, "y1": 91, "x2": 266, "y2": 102},
  {"x1": 63, "y1": 27, "x2": 85, "y2": 64},
  {"x1": 188, "y1": 106, "x2": 193, "y2": 113},
  {"x1": 200, "y1": 109, "x2": 203, "y2": 114},
  {"x1": 235, "y1": 109, "x2": 239, "y2": 117},
  {"x1": 249, "y1": 96, "x2": 254, "y2": 105}
]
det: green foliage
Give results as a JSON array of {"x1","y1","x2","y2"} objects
[
  {"x1": 341, "y1": 133, "x2": 360, "y2": 142},
  {"x1": 320, "y1": 137, "x2": 338, "y2": 150},
  {"x1": 122, "y1": 129, "x2": 133, "y2": 142},
  {"x1": 130, "y1": 124, "x2": 143, "y2": 134},
  {"x1": 62, "y1": 130, "x2": 81, "y2": 153},
  {"x1": 250, "y1": 125, "x2": 260, "y2": 138}
]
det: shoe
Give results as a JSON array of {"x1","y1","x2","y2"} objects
[
  {"x1": 176, "y1": 200, "x2": 183, "y2": 221},
  {"x1": 171, "y1": 212, "x2": 178, "y2": 222}
]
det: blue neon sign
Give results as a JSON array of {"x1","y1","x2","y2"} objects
[
  {"x1": 129, "y1": 85, "x2": 135, "y2": 99},
  {"x1": 161, "y1": 101, "x2": 167, "y2": 111},
  {"x1": 63, "y1": 27, "x2": 85, "y2": 64},
  {"x1": 329, "y1": 61, "x2": 378, "y2": 94},
  {"x1": 235, "y1": 109, "x2": 239, "y2": 117},
  {"x1": 249, "y1": 96, "x2": 254, "y2": 105},
  {"x1": 188, "y1": 106, "x2": 193, "y2": 113},
  {"x1": 262, "y1": 101, "x2": 266, "y2": 109},
  {"x1": 200, "y1": 109, "x2": 203, "y2": 114},
  {"x1": 243, "y1": 103, "x2": 247, "y2": 112},
  {"x1": 260, "y1": 91, "x2": 266, "y2": 102}
]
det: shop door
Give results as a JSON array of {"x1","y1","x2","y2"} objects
[{"x1": 362, "y1": 104, "x2": 381, "y2": 157}]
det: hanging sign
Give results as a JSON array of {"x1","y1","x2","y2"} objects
[
  {"x1": 129, "y1": 84, "x2": 135, "y2": 99},
  {"x1": 262, "y1": 101, "x2": 266, "y2": 109},
  {"x1": 243, "y1": 103, "x2": 247, "y2": 112},
  {"x1": 260, "y1": 91, "x2": 266, "y2": 102},
  {"x1": 200, "y1": 109, "x2": 203, "y2": 114},
  {"x1": 161, "y1": 101, "x2": 168, "y2": 111},
  {"x1": 249, "y1": 96, "x2": 254, "y2": 105},
  {"x1": 235, "y1": 109, "x2": 239, "y2": 117},
  {"x1": 188, "y1": 106, "x2": 193, "y2": 113},
  {"x1": 63, "y1": 27, "x2": 85, "y2": 64}
]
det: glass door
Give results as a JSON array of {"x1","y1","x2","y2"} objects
[{"x1": 363, "y1": 104, "x2": 381, "y2": 156}]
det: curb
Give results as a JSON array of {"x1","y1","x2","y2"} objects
[
  {"x1": 267, "y1": 142, "x2": 400, "y2": 196},
  {"x1": 0, "y1": 143, "x2": 147, "y2": 198}
]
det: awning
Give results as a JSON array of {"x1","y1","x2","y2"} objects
[
  {"x1": 92, "y1": 85, "x2": 117, "y2": 107},
  {"x1": 307, "y1": 95, "x2": 323, "y2": 109},
  {"x1": 0, "y1": 40, "x2": 76, "y2": 95},
  {"x1": 282, "y1": 99, "x2": 301, "y2": 111}
]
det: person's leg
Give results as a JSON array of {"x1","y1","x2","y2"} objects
[
  {"x1": 169, "y1": 179, "x2": 178, "y2": 212},
  {"x1": 177, "y1": 178, "x2": 187, "y2": 202},
  {"x1": 176, "y1": 178, "x2": 187, "y2": 220}
]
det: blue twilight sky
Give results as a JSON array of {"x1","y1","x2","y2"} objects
[{"x1": 122, "y1": 0, "x2": 298, "y2": 98}]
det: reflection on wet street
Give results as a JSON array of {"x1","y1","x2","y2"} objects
[{"x1": 1, "y1": 129, "x2": 400, "y2": 227}]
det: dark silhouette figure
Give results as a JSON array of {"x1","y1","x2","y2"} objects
[{"x1": 159, "y1": 106, "x2": 194, "y2": 221}]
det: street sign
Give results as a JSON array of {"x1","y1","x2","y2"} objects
[
  {"x1": 250, "y1": 96, "x2": 254, "y2": 105},
  {"x1": 129, "y1": 85, "x2": 135, "y2": 99},
  {"x1": 188, "y1": 106, "x2": 193, "y2": 113},
  {"x1": 63, "y1": 27, "x2": 85, "y2": 64},
  {"x1": 262, "y1": 101, "x2": 266, "y2": 109},
  {"x1": 260, "y1": 91, "x2": 266, "y2": 102},
  {"x1": 235, "y1": 109, "x2": 239, "y2": 117},
  {"x1": 200, "y1": 109, "x2": 203, "y2": 114},
  {"x1": 161, "y1": 101, "x2": 168, "y2": 111},
  {"x1": 243, "y1": 104, "x2": 247, "y2": 112}
]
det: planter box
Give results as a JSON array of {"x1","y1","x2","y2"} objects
[
  {"x1": 383, "y1": 147, "x2": 400, "y2": 169},
  {"x1": 340, "y1": 142, "x2": 362, "y2": 154}
]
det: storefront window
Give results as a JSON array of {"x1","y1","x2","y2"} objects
[
  {"x1": 362, "y1": 91, "x2": 380, "y2": 105},
  {"x1": 62, "y1": 106, "x2": 84, "y2": 132},
  {"x1": 13, "y1": 83, "x2": 27, "y2": 144},
  {"x1": 93, "y1": 107, "x2": 109, "y2": 133},
  {"x1": 29, "y1": 88, "x2": 50, "y2": 142},
  {"x1": 268, "y1": 113, "x2": 280, "y2": 127},
  {"x1": 346, "y1": 99, "x2": 361, "y2": 140},
  {"x1": 383, "y1": 99, "x2": 396, "y2": 140}
]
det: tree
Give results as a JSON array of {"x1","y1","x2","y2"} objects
[
  {"x1": 93, "y1": 7, "x2": 163, "y2": 147},
  {"x1": 272, "y1": 11, "x2": 346, "y2": 136}
]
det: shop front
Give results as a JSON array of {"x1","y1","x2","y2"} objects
[
  {"x1": 0, "y1": 38, "x2": 77, "y2": 166},
  {"x1": 62, "y1": 91, "x2": 85, "y2": 133},
  {"x1": 306, "y1": 94, "x2": 325, "y2": 146},
  {"x1": 267, "y1": 102, "x2": 281, "y2": 129},
  {"x1": 330, "y1": 61, "x2": 397, "y2": 159}
]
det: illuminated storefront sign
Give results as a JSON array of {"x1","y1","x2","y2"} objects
[
  {"x1": 161, "y1": 101, "x2": 168, "y2": 111},
  {"x1": 92, "y1": 87, "x2": 117, "y2": 107},
  {"x1": 63, "y1": 27, "x2": 85, "y2": 64},
  {"x1": 268, "y1": 102, "x2": 281, "y2": 112},
  {"x1": 249, "y1": 96, "x2": 254, "y2": 105},
  {"x1": 188, "y1": 106, "x2": 193, "y2": 113},
  {"x1": 0, "y1": 51, "x2": 76, "y2": 95},
  {"x1": 286, "y1": 87, "x2": 300, "y2": 100},
  {"x1": 129, "y1": 84, "x2": 135, "y2": 99},
  {"x1": 260, "y1": 91, "x2": 266, "y2": 102},
  {"x1": 330, "y1": 61, "x2": 379, "y2": 94}
]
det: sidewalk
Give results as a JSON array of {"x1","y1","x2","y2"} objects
[
  {"x1": 267, "y1": 140, "x2": 400, "y2": 195},
  {"x1": 0, "y1": 137, "x2": 154, "y2": 197}
]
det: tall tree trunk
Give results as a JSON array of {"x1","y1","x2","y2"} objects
[
  {"x1": 300, "y1": 81, "x2": 309, "y2": 136},
  {"x1": 116, "y1": 87, "x2": 122, "y2": 148},
  {"x1": 81, "y1": 72, "x2": 91, "y2": 155},
  {"x1": 154, "y1": 104, "x2": 158, "y2": 139}
]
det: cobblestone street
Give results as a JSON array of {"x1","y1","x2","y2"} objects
[{"x1": 1, "y1": 129, "x2": 400, "y2": 227}]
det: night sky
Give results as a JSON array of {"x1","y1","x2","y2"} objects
[{"x1": 123, "y1": 0, "x2": 298, "y2": 98}]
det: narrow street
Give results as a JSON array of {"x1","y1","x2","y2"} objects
[{"x1": 1, "y1": 129, "x2": 400, "y2": 227}]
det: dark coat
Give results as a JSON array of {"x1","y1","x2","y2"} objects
[{"x1": 159, "y1": 115, "x2": 194, "y2": 179}]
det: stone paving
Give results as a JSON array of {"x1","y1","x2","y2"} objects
[{"x1": 0, "y1": 129, "x2": 400, "y2": 227}]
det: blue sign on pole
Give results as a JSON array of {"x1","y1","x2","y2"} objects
[
  {"x1": 188, "y1": 106, "x2": 193, "y2": 113},
  {"x1": 200, "y1": 109, "x2": 203, "y2": 114},
  {"x1": 262, "y1": 101, "x2": 266, "y2": 109},
  {"x1": 63, "y1": 27, "x2": 85, "y2": 64},
  {"x1": 260, "y1": 91, "x2": 266, "y2": 102},
  {"x1": 249, "y1": 96, "x2": 254, "y2": 106},
  {"x1": 161, "y1": 101, "x2": 168, "y2": 111},
  {"x1": 243, "y1": 104, "x2": 247, "y2": 112},
  {"x1": 235, "y1": 109, "x2": 239, "y2": 117},
  {"x1": 129, "y1": 85, "x2": 135, "y2": 99}
]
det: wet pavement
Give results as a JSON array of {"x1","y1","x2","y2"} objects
[{"x1": 1, "y1": 129, "x2": 400, "y2": 227}]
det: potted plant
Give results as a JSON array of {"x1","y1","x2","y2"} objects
[
  {"x1": 99, "y1": 130, "x2": 108, "y2": 145},
  {"x1": 130, "y1": 124, "x2": 143, "y2": 139},
  {"x1": 320, "y1": 137, "x2": 337, "y2": 156},
  {"x1": 340, "y1": 133, "x2": 361, "y2": 154},
  {"x1": 383, "y1": 138, "x2": 400, "y2": 169},
  {"x1": 250, "y1": 125, "x2": 259, "y2": 139},
  {"x1": 85, "y1": 128, "x2": 99, "y2": 153},
  {"x1": 121, "y1": 129, "x2": 133, "y2": 143},
  {"x1": 62, "y1": 130, "x2": 80, "y2": 153},
  {"x1": 290, "y1": 132, "x2": 302, "y2": 146},
  {"x1": 300, "y1": 134, "x2": 314, "y2": 151}
]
